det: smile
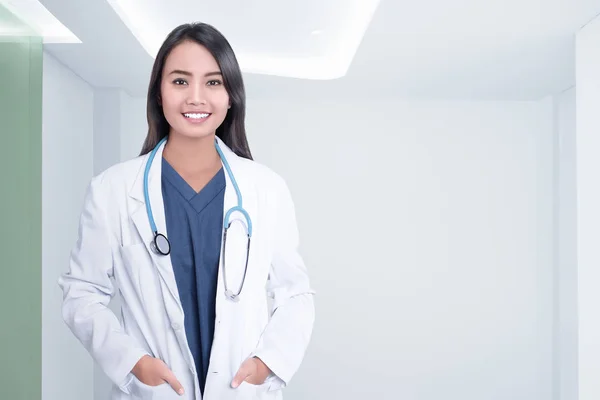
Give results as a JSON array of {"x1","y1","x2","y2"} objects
[{"x1": 183, "y1": 112, "x2": 211, "y2": 120}]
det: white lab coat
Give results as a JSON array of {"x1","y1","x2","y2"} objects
[{"x1": 58, "y1": 137, "x2": 315, "y2": 400}]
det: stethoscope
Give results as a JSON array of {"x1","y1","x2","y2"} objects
[{"x1": 143, "y1": 136, "x2": 253, "y2": 302}]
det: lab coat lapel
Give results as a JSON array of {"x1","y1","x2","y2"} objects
[{"x1": 129, "y1": 140, "x2": 183, "y2": 314}]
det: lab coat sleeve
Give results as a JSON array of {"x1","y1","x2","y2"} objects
[
  {"x1": 251, "y1": 175, "x2": 316, "y2": 390},
  {"x1": 58, "y1": 173, "x2": 149, "y2": 391}
]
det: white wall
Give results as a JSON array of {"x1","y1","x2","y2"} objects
[
  {"x1": 554, "y1": 87, "x2": 577, "y2": 400},
  {"x1": 42, "y1": 52, "x2": 95, "y2": 400},
  {"x1": 120, "y1": 95, "x2": 147, "y2": 160},
  {"x1": 243, "y1": 98, "x2": 556, "y2": 400},
  {"x1": 93, "y1": 89, "x2": 122, "y2": 174},
  {"x1": 575, "y1": 14, "x2": 600, "y2": 400}
]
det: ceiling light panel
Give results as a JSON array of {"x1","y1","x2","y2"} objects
[
  {"x1": 105, "y1": 0, "x2": 380, "y2": 79},
  {"x1": 0, "y1": 0, "x2": 80, "y2": 43}
]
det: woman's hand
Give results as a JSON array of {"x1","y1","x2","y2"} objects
[
  {"x1": 132, "y1": 355, "x2": 185, "y2": 395},
  {"x1": 231, "y1": 357, "x2": 272, "y2": 388}
]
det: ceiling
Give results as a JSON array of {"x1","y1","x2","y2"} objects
[
  {"x1": 103, "y1": 0, "x2": 380, "y2": 80},
  {"x1": 1, "y1": 0, "x2": 79, "y2": 43},
  {"x1": 36, "y1": 0, "x2": 600, "y2": 100}
]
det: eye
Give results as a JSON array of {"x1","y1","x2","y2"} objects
[
  {"x1": 207, "y1": 79, "x2": 222, "y2": 86},
  {"x1": 173, "y1": 78, "x2": 188, "y2": 85}
]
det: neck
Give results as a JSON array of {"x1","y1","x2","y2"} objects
[{"x1": 162, "y1": 132, "x2": 221, "y2": 176}]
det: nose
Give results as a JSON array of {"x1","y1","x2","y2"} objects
[{"x1": 186, "y1": 83, "x2": 206, "y2": 105}]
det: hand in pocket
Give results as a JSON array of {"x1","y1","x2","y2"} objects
[
  {"x1": 132, "y1": 355, "x2": 185, "y2": 395},
  {"x1": 231, "y1": 356, "x2": 272, "y2": 388}
]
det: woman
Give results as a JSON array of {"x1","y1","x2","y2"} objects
[{"x1": 59, "y1": 22, "x2": 315, "y2": 400}]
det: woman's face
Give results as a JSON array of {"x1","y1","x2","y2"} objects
[{"x1": 160, "y1": 40, "x2": 230, "y2": 140}]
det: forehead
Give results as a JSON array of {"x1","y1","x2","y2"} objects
[{"x1": 163, "y1": 41, "x2": 220, "y2": 74}]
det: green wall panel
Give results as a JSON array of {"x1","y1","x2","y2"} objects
[{"x1": 0, "y1": 4, "x2": 43, "y2": 400}]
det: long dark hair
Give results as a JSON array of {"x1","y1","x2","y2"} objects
[{"x1": 139, "y1": 22, "x2": 253, "y2": 160}]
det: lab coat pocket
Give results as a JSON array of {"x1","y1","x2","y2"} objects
[
  {"x1": 237, "y1": 382, "x2": 262, "y2": 400},
  {"x1": 128, "y1": 375, "x2": 181, "y2": 399},
  {"x1": 204, "y1": 373, "x2": 261, "y2": 400},
  {"x1": 242, "y1": 381, "x2": 279, "y2": 400}
]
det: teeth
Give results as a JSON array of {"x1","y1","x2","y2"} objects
[{"x1": 184, "y1": 113, "x2": 209, "y2": 119}]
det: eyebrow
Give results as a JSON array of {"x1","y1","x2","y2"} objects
[{"x1": 167, "y1": 69, "x2": 222, "y2": 77}]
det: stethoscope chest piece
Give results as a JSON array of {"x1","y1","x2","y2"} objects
[{"x1": 151, "y1": 232, "x2": 171, "y2": 256}]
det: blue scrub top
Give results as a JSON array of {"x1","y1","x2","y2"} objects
[{"x1": 161, "y1": 157, "x2": 225, "y2": 395}]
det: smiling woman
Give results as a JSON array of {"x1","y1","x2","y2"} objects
[
  {"x1": 141, "y1": 24, "x2": 251, "y2": 161},
  {"x1": 58, "y1": 22, "x2": 315, "y2": 400},
  {"x1": 158, "y1": 43, "x2": 231, "y2": 151}
]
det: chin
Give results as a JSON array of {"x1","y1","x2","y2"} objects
[{"x1": 172, "y1": 127, "x2": 216, "y2": 140}]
